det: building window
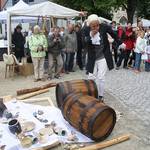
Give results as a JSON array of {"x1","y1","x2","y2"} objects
[{"x1": 29, "y1": 0, "x2": 34, "y2": 2}]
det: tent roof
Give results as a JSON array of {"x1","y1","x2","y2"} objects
[
  {"x1": 99, "y1": 17, "x2": 111, "y2": 24},
  {"x1": 0, "y1": 0, "x2": 30, "y2": 20},
  {"x1": 132, "y1": 18, "x2": 150, "y2": 27},
  {"x1": 7, "y1": 0, "x2": 29, "y2": 11},
  {"x1": 8, "y1": 1, "x2": 80, "y2": 18}
]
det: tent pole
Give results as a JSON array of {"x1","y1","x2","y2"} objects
[{"x1": 7, "y1": 13, "x2": 11, "y2": 55}]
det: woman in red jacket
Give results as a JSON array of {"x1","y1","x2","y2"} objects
[{"x1": 116, "y1": 22, "x2": 134, "y2": 69}]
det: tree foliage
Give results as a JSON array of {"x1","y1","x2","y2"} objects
[
  {"x1": 52, "y1": 0, "x2": 150, "y2": 22},
  {"x1": 137, "y1": 0, "x2": 150, "y2": 20}
]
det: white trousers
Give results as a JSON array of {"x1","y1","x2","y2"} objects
[
  {"x1": 88, "y1": 58, "x2": 108, "y2": 97},
  {"x1": 32, "y1": 57, "x2": 45, "y2": 79}
]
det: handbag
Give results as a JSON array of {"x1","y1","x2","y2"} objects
[{"x1": 141, "y1": 53, "x2": 148, "y2": 60}]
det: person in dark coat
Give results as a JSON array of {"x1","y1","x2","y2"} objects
[
  {"x1": 75, "y1": 25, "x2": 83, "y2": 70},
  {"x1": 12, "y1": 25, "x2": 25, "y2": 62},
  {"x1": 85, "y1": 14, "x2": 119, "y2": 101}
]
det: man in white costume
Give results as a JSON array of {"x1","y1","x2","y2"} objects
[{"x1": 85, "y1": 14, "x2": 119, "y2": 101}]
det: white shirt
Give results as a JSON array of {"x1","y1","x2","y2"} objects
[
  {"x1": 90, "y1": 31, "x2": 101, "y2": 45},
  {"x1": 134, "y1": 37, "x2": 147, "y2": 53}
]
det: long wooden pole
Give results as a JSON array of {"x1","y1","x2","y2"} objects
[
  {"x1": 17, "y1": 83, "x2": 56, "y2": 96},
  {"x1": 78, "y1": 134, "x2": 131, "y2": 150},
  {"x1": 16, "y1": 89, "x2": 49, "y2": 100}
]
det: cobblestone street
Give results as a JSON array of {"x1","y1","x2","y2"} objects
[
  {"x1": 105, "y1": 68, "x2": 150, "y2": 126},
  {"x1": 0, "y1": 62, "x2": 150, "y2": 149}
]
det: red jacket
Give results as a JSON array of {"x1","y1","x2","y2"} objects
[
  {"x1": 118, "y1": 27, "x2": 124, "y2": 39},
  {"x1": 124, "y1": 27, "x2": 134, "y2": 50}
]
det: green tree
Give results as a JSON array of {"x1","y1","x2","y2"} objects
[
  {"x1": 137, "y1": 0, "x2": 150, "y2": 20},
  {"x1": 53, "y1": 0, "x2": 113, "y2": 20},
  {"x1": 53, "y1": 0, "x2": 150, "y2": 23}
]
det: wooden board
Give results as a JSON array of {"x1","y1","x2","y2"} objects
[
  {"x1": 16, "y1": 89, "x2": 49, "y2": 100},
  {"x1": 21, "y1": 97, "x2": 54, "y2": 106},
  {"x1": 2, "y1": 95, "x2": 54, "y2": 107}
]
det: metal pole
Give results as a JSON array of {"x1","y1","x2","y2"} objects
[{"x1": 7, "y1": 13, "x2": 11, "y2": 55}]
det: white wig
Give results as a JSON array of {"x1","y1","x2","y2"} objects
[{"x1": 87, "y1": 14, "x2": 100, "y2": 25}]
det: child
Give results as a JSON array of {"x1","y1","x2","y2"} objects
[
  {"x1": 134, "y1": 31, "x2": 147, "y2": 73},
  {"x1": 145, "y1": 41, "x2": 150, "y2": 72}
]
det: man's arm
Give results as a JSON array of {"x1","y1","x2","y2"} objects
[{"x1": 105, "y1": 24, "x2": 121, "y2": 45}]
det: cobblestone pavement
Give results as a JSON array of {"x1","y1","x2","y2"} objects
[
  {"x1": 0, "y1": 62, "x2": 150, "y2": 149},
  {"x1": 105, "y1": 68, "x2": 150, "y2": 126}
]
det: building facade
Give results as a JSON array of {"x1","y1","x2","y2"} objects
[{"x1": 113, "y1": 7, "x2": 137, "y2": 25}]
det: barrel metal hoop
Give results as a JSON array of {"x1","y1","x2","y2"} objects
[
  {"x1": 84, "y1": 80, "x2": 92, "y2": 96},
  {"x1": 56, "y1": 83, "x2": 66, "y2": 108},
  {"x1": 79, "y1": 101, "x2": 97, "y2": 133},
  {"x1": 88, "y1": 106, "x2": 108, "y2": 139},
  {"x1": 91, "y1": 80, "x2": 98, "y2": 98},
  {"x1": 91, "y1": 108, "x2": 116, "y2": 141}
]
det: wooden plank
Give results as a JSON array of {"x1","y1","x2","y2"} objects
[
  {"x1": 2, "y1": 95, "x2": 13, "y2": 102},
  {"x1": 17, "y1": 83, "x2": 56, "y2": 96},
  {"x1": 16, "y1": 89, "x2": 49, "y2": 100},
  {"x1": 21, "y1": 97, "x2": 54, "y2": 106},
  {"x1": 78, "y1": 134, "x2": 131, "y2": 150}
]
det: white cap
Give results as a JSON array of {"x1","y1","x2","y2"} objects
[{"x1": 87, "y1": 14, "x2": 100, "y2": 25}]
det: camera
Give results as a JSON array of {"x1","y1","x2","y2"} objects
[{"x1": 37, "y1": 45, "x2": 44, "y2": 52}]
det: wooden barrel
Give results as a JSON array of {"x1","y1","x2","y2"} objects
[
  {"x1": 62, "y1": 93, "x2": 116, "y2": 141},
  {"x1": 56, "y1": 79, "x2": 98, "y2": 108}
]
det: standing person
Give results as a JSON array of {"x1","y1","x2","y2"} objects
[
  {"x1": 75, "y1": 25, "x2": 83, "y2": 70},
  {"x1": 81, "y1": 20, "x2": 90, "y2": 73},
  {"x1": 48, "y1": 27, "x2": 64, "y2": 79},
  {"x1": 60, "y1": 27, "x2": 65, "y2": 37},
  {"x1": 12, "y1": 25, "x2": 25, "y2": 62},
  {"x1": 28, "y1": 25, "x2": 48, "y2": 82},
  {"x1": 64, "y1": 24, "x2": 77, "y2": 74},
  {"x1": 116, "y1": 22, "x2": 134, "y2": 69},
  {"x1": 134, "y1": 31, "x2": 147, "y2": 73},
  {"x1": 144, "y1": 39, "x2": 150, "y2": 72},
  {"x1": 111, "y1": 21, "x2": 118, "y2": 64},
  {"x1": 60, "y1": 27, "x2": 65, "y2": 73},
  {"x1": 86, "y1": 14, "x2": 118, "y2": 101}
]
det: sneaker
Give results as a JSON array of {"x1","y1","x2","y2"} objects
[
  {"x1": 123, "y1": 66, "x2": 129, "y2": 69},
  {"x1": 116, "y1": 67, "x2": 119, "y2": 70},
  {"x1": 70, "y1": 70, "x2": 75, "y2": 72},
  {"x1": 65, "y1": 71, "x2": 69, "y2": 74},
  {"x1": 40, "y1": 78, "x2": 46, "y2": 82},
  {"x1": 47, "y1": 77, "x2": 52, "y2": 80},
  {"x1": 34, "y1": 79, "x2": 38, "y2": 82},
  {"x1": 98, "y1": 96, "x2": 104, "y2": 103},
  {"x1": 54, "y1": 74, "x2": 61, "y2": 79}
]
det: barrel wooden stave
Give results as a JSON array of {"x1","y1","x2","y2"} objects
[
  {"x1": 56, "y1": 79, "x2": 98, "y2": 108},
  {"x1": 62, "y1": 93, "x2": 116, "y2": 141}
]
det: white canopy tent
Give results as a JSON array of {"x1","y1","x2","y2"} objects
[
  {"x1": 99, "y1": 17, "x2": 111, "y2": 24},
  {"x1": 8, "y1": 1, "x2": 81, "y2": 18},
  {"x1": 6, "y1": 1, "x2": 81, "y2": 54},
  {"x1": 0, "y1": 0, "x2": 31, "y2": 20},
  {"x1": 132, "y1": 19, "x2": 150, "y2": 27}
]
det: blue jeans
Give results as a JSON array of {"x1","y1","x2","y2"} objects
[
  {"x1": 145, "y1": 62, "x2": 150, "y2": 72},
  {"x1": 134, "y1": 53, "x2": 142, "y2": 70},
  {"x1": 65, "y1": 52, "x2": 75, "y2": 71}
]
